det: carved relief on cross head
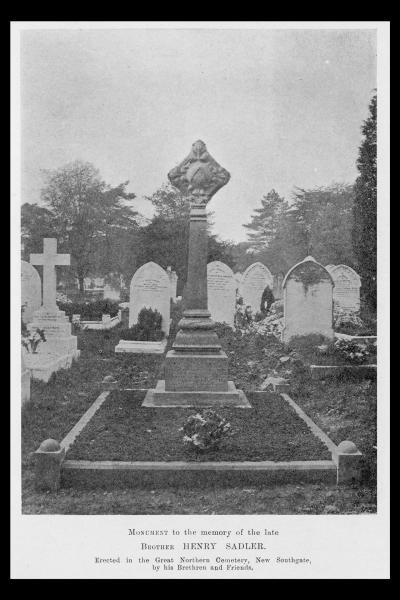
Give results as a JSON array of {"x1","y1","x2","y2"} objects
[{"x1": 168, "y1": 140, "x2": 230, "y2": 206}]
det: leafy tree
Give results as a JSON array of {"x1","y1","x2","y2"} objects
[
  {"x1": 39, "y1": 160, "x2": 139, "y2": 291},
  {"x1": 136, "y1": 215, "x2": 189, "y2": 294},
  {"x1": 243, "y1": 189, "x2": 288, "y2": 251},
  {"x1": 21, "y1": 203, "x2": 57, "y2": 260},
  {"x1": 288, "y1": 183, "x2": 356, "y2": 267},
  {"x1": 243, "y1": 184, "x2": 356, "y2": 276},
  {"x1": 352, "y1": 93, "x2": 377, "y2": 310},
  {"x1": 138, "y1": 184, "x2": 237, "y2": 294},
  {"x1": 145, "y1": 183, "x2": 189, "y2": 220}
]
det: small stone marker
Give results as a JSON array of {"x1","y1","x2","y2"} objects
[
  {"x1": 281, "y1": 256, "x2": 334, "y2": 343},
  {"x1": 102, "y1": 375, "x2": 118, "y2": 390},
  {"x1": 333, "y1": 440, "x2": 363, "y2": 484},
  {"x1": 207, "y1": 261, "x2": 236, "y2": 327},
  {"x1": 21, "y1": 261, "x2": 42, "y2": 323},
  {"x1": 326, "y1": 264, "x2": 361, "y2": 314},
  {"x1": 34, "y1": 438, "x2": 65, "y2": 491},
  {"x1": 129, "y1": 262, "x2": 171, "y2": 334},
  {"x1": 240, "y1": 262, "x2": 273, "y2": 313}
]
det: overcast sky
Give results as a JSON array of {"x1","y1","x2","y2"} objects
[{"x1": 21, "y1": 26, "x2": 376, "y2": 242}]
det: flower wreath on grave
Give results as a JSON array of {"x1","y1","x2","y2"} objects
[{"x1": 180, "y1": 410, "x2": 235, "y2": 451}]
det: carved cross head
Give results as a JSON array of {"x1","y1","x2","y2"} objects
[{"x1": 168, "y1": 140, "x2": 230, "y2": 206}]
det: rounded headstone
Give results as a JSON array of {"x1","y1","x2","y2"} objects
[
  {"x1": 38, "y1": 439, "x2": 61, "y2": 452},
  {"x1": 281, "y1": 256, "x2": 334, "y2": 343},
  {"x1": 337, "y1": 440, "x2": 358, "y2": 454},
  {"x1": 240, "y1": 262, "x2": 273, "y2": 312},
  {"x1": 328, "y1": 264, "x2": 361, "y2": 314},
  {"x1": 21, "y1": 261, "x2": 42, "y2": 323},
  {"x1": 129, "y1": 262, "x2": 170, "y2": 333}
]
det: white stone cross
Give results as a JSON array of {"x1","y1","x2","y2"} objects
[{"x1": 30, "y1": 238, "x2": 70, "y2": 311}]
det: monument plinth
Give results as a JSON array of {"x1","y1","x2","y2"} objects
[{"x1": 143, "y1": 140, "x2": 250, "y2": 408}]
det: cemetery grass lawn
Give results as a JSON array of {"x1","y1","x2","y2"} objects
[
  {"x1": 22, "y1": 323, "x2": 376, "y2": 514},
  {"x1": 22, "y1": 483, "x2": 376, "y2": 515},
  {"x1": 66, "y1": 391, "x2": 331, "y2": 462}
]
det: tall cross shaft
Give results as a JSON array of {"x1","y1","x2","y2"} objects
[
  {"x1": 168, "y1": 141, "x2": 231, "y2": 353},
  {"x1": 30, "y1": 238, "x2": 70, "y2": 311}
]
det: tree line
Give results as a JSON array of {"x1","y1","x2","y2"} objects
[{"x1": 21, "y1": 93, "x2": 376, "y2": 309}]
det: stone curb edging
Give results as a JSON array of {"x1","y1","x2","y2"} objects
[
  {"x1": 60, "y1": 391, "x2": 111, "y2": 452},
  {"x1": 280, "y1": 393, "x2": 338, "y2": 454},
  {"x1": 280, "y1": 393, "x2": 363, "y2": 484},
  {"x1": 61, "y1": 459, "x2": 337, "y2": 488},
  {"x1": 34, "y1": 390, "x2": 363, "y2": 491},
  {"x1": 114, "y1": 339, "x2": 168, "y2": 354},
  {"x1": 310, "y1": 364, "x2": 377, "y2": 380}
]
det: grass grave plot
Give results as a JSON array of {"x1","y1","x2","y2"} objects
[
  {"x1": 290, "y1": 376, "x2": 377, "y2": 485},
  {"x1": 67, "y1": 391, "x2": 331, "y2": 463}
]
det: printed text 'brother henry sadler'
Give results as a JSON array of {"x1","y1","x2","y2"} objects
[{"x1": 127, "y1": 528, "x2": 279, "y2": 550}]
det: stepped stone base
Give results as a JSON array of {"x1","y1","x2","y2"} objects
[
  {"x1": 142, "y1": 380, "x2": 251, "y2": 408},
  {"x1": 24, "y1": 350, "x2": 80, "y2": 383},
  {"x1": 31, "y1": 308, "x2": 79, "y2": 355}
]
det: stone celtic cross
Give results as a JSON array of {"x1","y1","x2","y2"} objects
[
  {"x1": 167, "y1": 140, "x2": 230, "y2": 349},
  {"x1": 30, "y1": 238, "x2": 70, "y2": 311},
  {"x1": 142, "y1": 140, "x2": 250, "y2": 407}
]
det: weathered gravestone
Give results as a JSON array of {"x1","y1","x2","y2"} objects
[
  {"x1": 326, "y1": 264, "x2": 361, "y2": 314},
  {"x1": 129, "y1": 262, "x2": 170, "y2": 334},
  {"x1": 282, "y1": 256, "x2": 334, "y2": 343},
  {"x1": 21, "y1": 261, "x2": 42, "y2": 324},
  {"x1": 240, "y1": 262, "x2": 273, "y2": 313},
  {"x1": 207, "y1": 261, "x2": 236, "y2": 328}
]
